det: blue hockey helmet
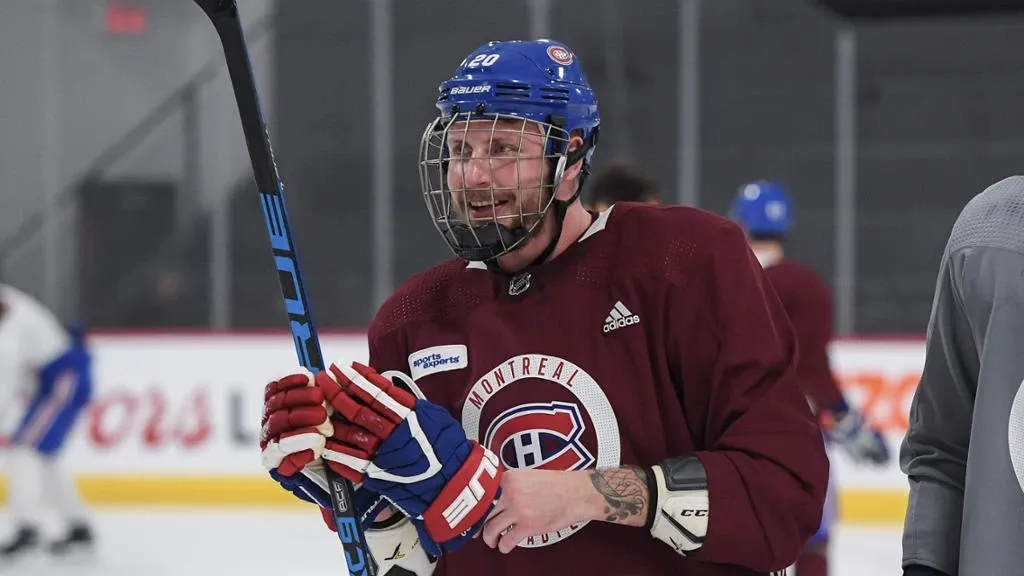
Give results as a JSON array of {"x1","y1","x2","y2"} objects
[
  {"x1": 729, "y1": 180, "x2": 793, "y2": 238},
  {"x1": 419, "y1": 39, "x2": 601, "y2": 264}
]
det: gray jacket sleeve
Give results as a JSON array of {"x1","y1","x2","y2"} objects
[
  {"x1": 901, "y1": 247, "x2": 1024, "y2": 576},
  {"x1": 901, "y1": 175, "x2": 1024, "y2": 575},
  {"x1": 899, "y1": 249, "x2": 978, "y2": 574}
]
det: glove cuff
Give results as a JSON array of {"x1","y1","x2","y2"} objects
[
  {"x1": 421, "y1": 442, "x2": 502, "y2": 544},
  {"x1": 646, "y1": 455, "x2": 709, "y2": 557}
]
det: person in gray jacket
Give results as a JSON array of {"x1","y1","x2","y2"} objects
[{"x1": 900, "y1": 175, "x2": 1024, "y2": 576}]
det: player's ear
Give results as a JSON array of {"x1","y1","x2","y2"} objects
[{"x1": 558, "y1": 133, "x2": 587, "y2": 190}]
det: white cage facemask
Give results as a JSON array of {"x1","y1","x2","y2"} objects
[{"x1": 418, "y1": 113, "x2": 571, "y2": 263}]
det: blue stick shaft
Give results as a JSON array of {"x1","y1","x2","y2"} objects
[{"x1": 192, "y1": 2, "x2": 376, "y2": 574}]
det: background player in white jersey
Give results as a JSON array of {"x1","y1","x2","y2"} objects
[
  {"x1": 587, "y1": 162, "x2": 660, "y2": 211},
  {"x1": 0, "y1": 284, "x2": 94, "y2": 558},
  {"x1": 729, "y1": 181, "x2": 890, "y2": 576},
  {"x1": 900, "y1": 175, "x2": 1024, "y2": 576}
]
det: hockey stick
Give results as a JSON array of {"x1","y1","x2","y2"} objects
[{"x1": 190, "y1": 2, "x2": 376, "y2": 574}]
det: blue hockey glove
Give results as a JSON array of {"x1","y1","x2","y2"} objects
[{"x1": 829, "y1": 404, "x2": 890, "y2": 465}]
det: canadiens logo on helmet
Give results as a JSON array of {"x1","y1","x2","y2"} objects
[
  {"x1": 485, "y1": 401, "x2": 596, "y2": 471},
  {"x1": 546, "y1": 45, "x2": 574, "y2": 66}
]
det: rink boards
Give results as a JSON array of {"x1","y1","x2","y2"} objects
[{"x1": 0, "y1": 331, "x2": 923, "y2": 525}]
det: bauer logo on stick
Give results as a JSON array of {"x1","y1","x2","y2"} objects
[{"x1": 546, "y1": 45, "x2": 574, "y2": 66}]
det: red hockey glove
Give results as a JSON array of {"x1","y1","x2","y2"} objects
[
  {"x1": 259, "y1": 370, "x2": 390, "y2": 530},
  {"x1": 314, "y1": 361, "x2": 503, "y2": 556},
  {"x1": 260, "y1": 371, "x2": 331, "y2": 477}
]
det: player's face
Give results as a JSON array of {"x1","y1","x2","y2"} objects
[{"x1": 445, "y1": 118, "x2": 551, "y2": 232}]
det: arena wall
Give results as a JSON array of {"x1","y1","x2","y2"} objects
[{"x1": 0, "y1": 331, "x2": 921, "y2": 525}]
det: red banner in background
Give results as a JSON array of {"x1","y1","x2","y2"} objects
[
  {"x1": 837, "y1": 371, "x2": 920, "y2": 433},
  {"x1": 88, "y1": 385, "x2": 212, "y2": 450}
]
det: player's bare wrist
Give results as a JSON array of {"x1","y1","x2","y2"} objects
[
  {"x1": 585, "y1": 466, "x2": 650, "y2": 527},
  {"x1": 373, "y1": 504, "x2": 401, "y2": 525}
]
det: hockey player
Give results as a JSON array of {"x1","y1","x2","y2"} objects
[
  {"x1": 729, "y1": 181, "x2": 890, "y2": 576},
  {"x1": 900, "y1": 175, "x2": 1024, "y2": 576},
  {"x1": 0, "y1": 283, "x2": 94, "y2": 558},
  {"x1": 587, "y1": 162, "x2": 659, "y2": 211},
  {"x1": 260, "y1": 40, "x2": 828, "y2": 575}
]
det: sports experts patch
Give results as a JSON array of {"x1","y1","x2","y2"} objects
[{"x1": 408, "y1": 345, "x2": 468, "y2": 381}]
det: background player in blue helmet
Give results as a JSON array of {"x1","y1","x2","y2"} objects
[
  {"x1": 587, "y1": 162, "x2": 660, "y2": 212},
  {"x1": 0, "y1": 284, "x2": 94, "y2": 560},
  {"x1": 259, "y1": 40, "x2": 827, "y2": 575},
  {"x1": 729, "y1": 181, "x2": 890, "y2": 576}
]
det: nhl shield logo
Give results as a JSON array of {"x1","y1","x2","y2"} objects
[
  {"x1": 484, "y1": 401, "x2": 596, "y2": 471},
  {"x1": 509, "y1": 272, "x2": 531, "y2": 296}
]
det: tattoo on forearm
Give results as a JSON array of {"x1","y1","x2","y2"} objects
[{"x1": 589, "y1": 466, "x2": 649, "y2": 524}]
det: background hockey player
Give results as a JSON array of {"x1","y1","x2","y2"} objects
[
  {"x1": 728, "y1": 181, "x2": 891, "y2": 576},
  {"x1": 259, "y1": 39, "x2": 829, "y2": 575},
  {"x1": 900, "y1": 175, "x2": 1024, "y2": 576},
  {"x1": 587, "y1": 162, "x2": 660, "y2": 211},
  {"x1": 0, "y1": 283, "x2": 94, "y2": 558}
]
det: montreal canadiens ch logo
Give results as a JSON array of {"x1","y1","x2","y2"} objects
[
  {"x1": 546, "y1": 45, "x2": 574, "y2": 66},
  {"x1": 462, "y1": 354, "x2": 621, "y2": 548},
  {"x1": 485, "y1": 401, "x2": 596, "y2": 471}
]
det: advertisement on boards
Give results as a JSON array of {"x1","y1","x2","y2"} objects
[{"x1": 0, "y1": 332, "x2": 923, "y2": 521}]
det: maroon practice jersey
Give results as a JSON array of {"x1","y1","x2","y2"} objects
[
  {"x1": 367, "y1": 202, "x2": 828, "y2": 576},
  {"x1": 761, "y1": 260, "x2": 846, "y2": 413}
]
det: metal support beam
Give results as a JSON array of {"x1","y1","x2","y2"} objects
[
  {"x1": 371, "y1": 0, "x2": 395, "y2": 309},
  {"x1": 528, "y1": 0, "x2": 552, "y2": 39},
  {"x1": 678, "y1": 0, "x2": 701, "y2": 206},
  {"x1": 834, "y1": 27, "x2": 857, "y2": 334}
]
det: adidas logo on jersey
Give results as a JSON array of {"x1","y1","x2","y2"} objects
[{"x1": 603, "y1": 301, "x2": 640, "y2": 333}]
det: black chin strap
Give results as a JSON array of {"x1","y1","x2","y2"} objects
[{"x1": 527, "y1": 168, "x2": 588, "y2": 267}]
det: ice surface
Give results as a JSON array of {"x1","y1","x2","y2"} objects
[{"x1": 0, "y1": 509, "x2": 905, "y2": 576}]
